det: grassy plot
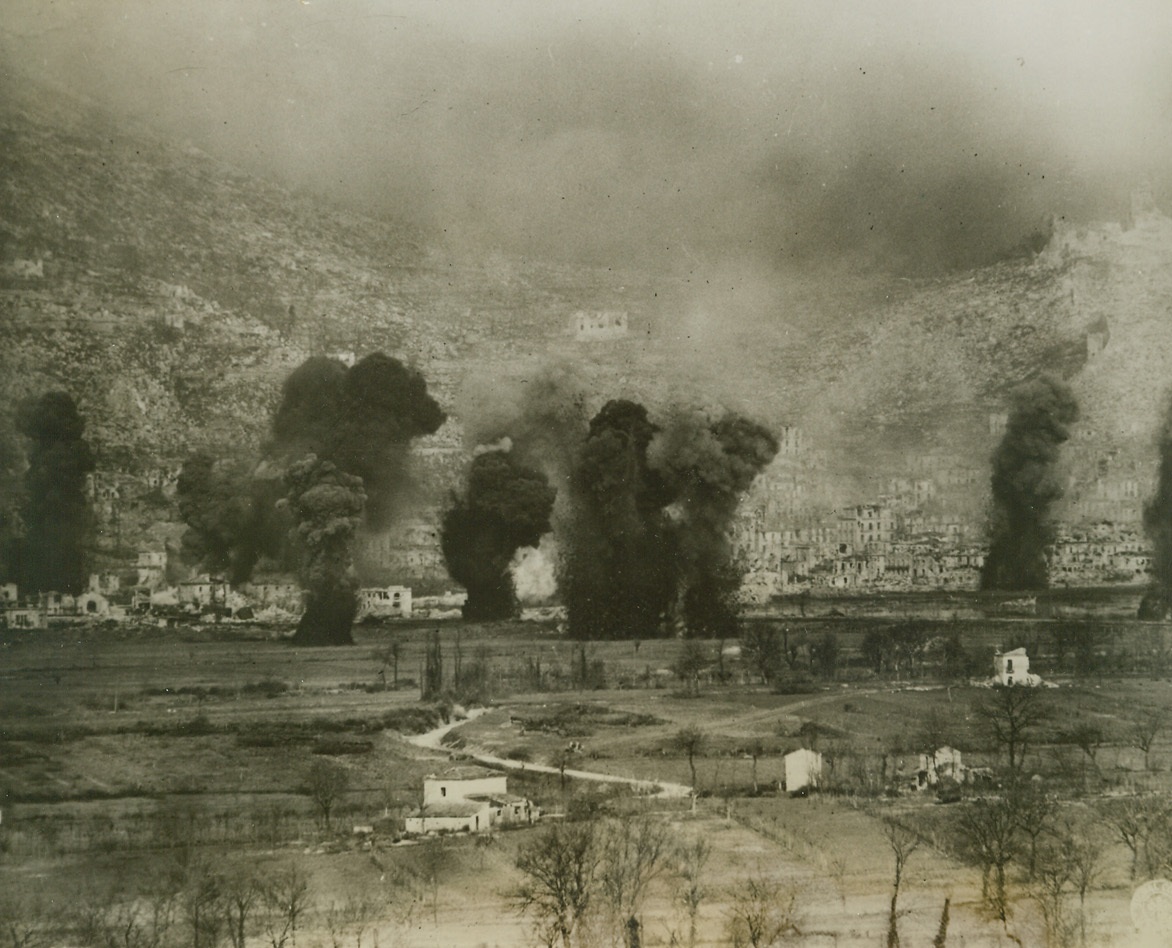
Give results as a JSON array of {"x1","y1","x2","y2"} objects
[{"x1": 3, "y1": 620, "x2": 1172, "y2": 945}]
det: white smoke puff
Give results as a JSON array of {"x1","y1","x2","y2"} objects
[
  {"x1": 510, "y1": 535, "x2": 558, "y2": 604},
  {"x1": 472, "y1": 436, "x2": 512, "y2": 457}
]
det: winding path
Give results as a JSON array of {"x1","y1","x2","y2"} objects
[{"x1": 404, "y1": 708, "x2": 693, "y2": 799}]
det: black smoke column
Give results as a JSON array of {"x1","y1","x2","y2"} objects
[
  {"x1": 176, "y1": 453, "x2": 289, "y2": 585},
  {"x1": 268, "y1": 353, "x2": 444, "y2": 643},
  {"x1": 1140, "y1": 394, "x2": 1172, "y2": 618},
  {"x1": 980, "y1": 374, "x2": 1079, "y2": 591},
  {"x1": 271, "y1": 356, "x2": 347, "y2": 459},
  {"x1": 329, "y1": 353, "x2": 446, "y2": 528},
  {"x1": 272, "y1": 353, "x2": 445, "y2": 527},
  {"x1": 283, "y1": 456, "x2": 366, "y2": 646},
  {"x1": 652, "y1": 410, "x2": 779, "y2": 637},
  {"x1": 15, "y1": 392, "x2": 95, "y2": 595},
  {"x1": 562, "y1": 400, "x2": 677, "y2": 640},
  {"x1": 441, "y1": 450, "x2": 556, "y2": 620}
]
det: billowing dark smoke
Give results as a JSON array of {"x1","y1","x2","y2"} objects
[
  {"x1": 14, "y1": 391, "x2": 95, "y2": 595},
  {"x1": 271, "y1": 356, "x2": 348, "y2": 460},
  {"x1": 272, "y1": 353, "x2": 443, "y2": 643},
  {"x1": 175, "y1": 453, "x2": 290, "y2": 585},
  {"x1": 176, "y1": 352, "x2": 443, "y2": 643},
  {"x1": 981, "y1": 374, "x2": 1079, "y2": 591},
  {"x1": 272, "y1": 353, "x2": 446, "y2": 528},
  {"x1": 459, "y1": 366, "x2": 589, "y2": 492},
  {"x1": 440, "y1": 450, "x2": 556, "y2": 620},
  {"x1": 650, "y1": 410, "x2": 780, "y2": 637},
  {"x1": 281, "y1": 456, "x2": 366, "y2": 646},
  {"x1": 1140, "y1": 394, "x2": 1172, "y2": 618},
  {"x1": 0, "y1": 425, "x2": 26, "y2": 587},
  {"x1": 562, "y1": 400, "x2": 678, "y2": 640}
]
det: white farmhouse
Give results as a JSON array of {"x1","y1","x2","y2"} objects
[
  {"x1": 404, "y1": 766, "x2": 538, "y2": 835},
  {"x1": 992, "y1": 648, "x2": 1042, "y2": 687},
  {"x1": 784, "y1": 748, "x2": 823, "y2": 795}
]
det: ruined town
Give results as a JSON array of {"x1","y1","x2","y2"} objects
[{"x1": 5, "y1": 4, "x2": 1172, "y2": 948}]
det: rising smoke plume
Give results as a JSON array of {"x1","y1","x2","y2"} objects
[
  {"x1": 981, "y1": 374, "x2": 1079, "y2": 591},
  {"x1": 440, "y1": 449, "x2": 556, "y2": 620},
  {"x1": 650, "y1": 409, "x2": 780, "y2": 637},
  {"x1": 177, "y1": 352, "x2": 444, "y2": 643},
  {"x1": 175, "y1": 452, "x2": 289, "y2": 585},
  {"x1": 271, "y1": 353, "x2": 446, "y2": 528},
  {"x1": 13, "y1": 392, "x2": 95, "y2": 595},
  {"x1": 458, "y1": 365, "x2": 589, "y2": 494},
  {"x1": 561, "y1": 400, "x2": 678, "y2": 640},
  {"x1": 1140, "y1": 393, "x2": 1172, "y2": 618},
  {"x1": 0, "y1": 425, "x2": 26, "y2": 587},
  {"x1": 273, "y1": 352, "x2": 444, "y2": 642},
  {"x1": 281, "y1": 456, "x2": 366, "y2": 646}
]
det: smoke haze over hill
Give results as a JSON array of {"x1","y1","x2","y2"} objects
[{"x1": 4, "y1": 0, "x2": 1170, "y2": 286}]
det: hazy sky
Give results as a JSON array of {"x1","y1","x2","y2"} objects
[{"x1": 4, "y1": 0, "x2": 1171, "y2": 275}]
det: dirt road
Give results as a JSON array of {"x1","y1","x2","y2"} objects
[{"x1": 404, "y1": 707, "x2": 694, "y2": 798}]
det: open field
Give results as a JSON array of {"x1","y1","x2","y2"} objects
[{"x1": 4, "y1": 618, "x2": 1172, "y2": 946}]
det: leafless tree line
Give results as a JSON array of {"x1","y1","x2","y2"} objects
[{"x1": 513, "y1": 812, "x2": 804, "y2": 948}]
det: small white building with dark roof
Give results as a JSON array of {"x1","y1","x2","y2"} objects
[{"x1": 404, "y1": 766, "x2": 538, "y2": 835}]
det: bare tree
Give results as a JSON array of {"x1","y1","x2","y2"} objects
[
  {"x1": 741, "y1": 626, "x2": 782, "y2": 684},
  {"x1": 1029, "y1": 842, "x2": 1075, "y2": 948},
  {"x1": 883, "y1": 819, "x2": 921, "y2": 948},
  {"x1": 410, "y1": 840, "x2": 453, "y2": 925},
  {"x1": 1065, "y1": 723, "x2": 1103, "y2": 790},
  {"x1": 916, "y1": 707, "x2": 953, "y2": 754},
  {"x1": 1007, "y1": 782, "x2": 1058, "y2": 879},
  {"x1": 748, "y1": 740, "x2": 765, "y2": 795},
  {"x1": 1103, "y1": 795, "x2": 1170, "y2": 880},
  {"x1": 976, "y1": 685, "x2": 1049, "y2": 773},
  {"x1": 220, "y1": 868, "x2": 262, "y2": 948},
  {"x1": 1130, "y1": 708, "x2": 1165, "y2": 771},
  {"x1": 1066, "y1": 830, "x2": 1102, "y2": 947},
  {"x1": 74, "y1": 886, "x2": 177, "y2": 948},
  {"x1": 673, "y1": 836, "x2": 711, "y2": 948},
  {"x1": 599, "y1": 816, "x2": 672, "y2": 948},
  {"x1": 514, "y1": 821, "x2": 600, "y2": 948},
  {"x1": 372, "y1": 639, "x2": 402, "y2": 690},
  {"x1": 324, "y1": 897, "x2": 377, "y2": 948},
  {"x1": 673, "y1": 640, "x2": 709, "y2": 696},
  {"x1": 953, "y1": 797, "x2": 1020, "y2": 921},
  {"x1": 261, "y1": 865, "x2": 311, "y2": 948},
  {"x1": 2, "y1": 893, "x2": 53, "y2": 948},
  {"x1": 181, "y1": 861, "x2": 224, "y2": 948},
  {"x1": 305, "y1": 759, "x2": 350, "y2": 830},
  {"x1": 673, "y1": 726, "x2": 705, "y2": 793},
  {"x1": 725, "y1": 876, "x2": 801, "y2": 948}
]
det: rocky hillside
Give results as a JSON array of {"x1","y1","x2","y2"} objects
[{"x1": 3, "y1": 73, "x2": 1172, "y2": 561}]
